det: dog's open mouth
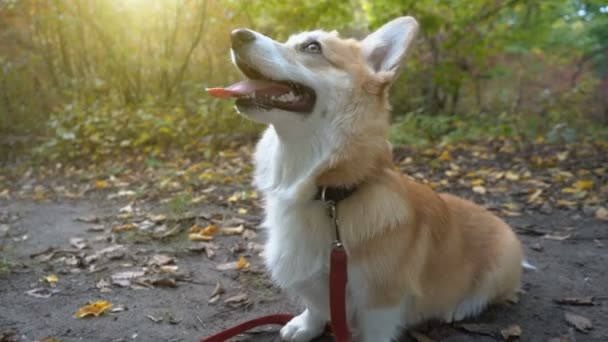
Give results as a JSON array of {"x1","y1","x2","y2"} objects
[{"x1": 207, "y1": 57, "x2": 316, "y2": 113}]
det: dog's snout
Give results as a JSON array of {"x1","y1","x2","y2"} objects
[{"x1": 231, "y1": 29, "x2": 256, "y2": 49}]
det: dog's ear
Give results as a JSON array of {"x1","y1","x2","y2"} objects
[{"x1": 361, "y1": 16, "x2": 418, "y2": 76}]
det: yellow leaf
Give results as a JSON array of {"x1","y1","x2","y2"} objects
[
  {"x1": 236, "y1": 256, "x2": 250, "y2": 270},
  {"x1": 189, "y1": 224, "x2": 203, "y2": 233},
  {"x1": 238, "y1": 208, "x2": 248, "y2": 215},
  {"x1": 561, "y1": 187, "x2": 578, "y2": 194},
  {"x1": 43, "y1": 274, "x2": 59, "y2": 284},
  {"x1": 471, "y1": 179, "x2": 485, "y2": 186},
  {"x1": 94, "y1": 180, "x2": 109, "y2": 189},
  {"x1": 227, "y1": 193, "x2": 240, "y2": 203},
  {"x1": 438, "y1": 150, "x2": 451, "y2": 161},
  {"x1": 111, "y1": 223, "x2": 137, "y2": 232},
  {"x1": 201, "y1": 224, "x2": 218, "y2": 236},
  {"x1": 188, "y1": 233, "x2": 213, "y2": 241},
  {"x1": 74, "y1": 300, "x2": 113, "y2": 318},
  {"x1": 573, "y1": 180, "x2": 593, "y2": 191}
]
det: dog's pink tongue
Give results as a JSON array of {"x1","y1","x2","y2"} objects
[{"x1": 206, "y1": 80, "x2": 291, "y2": 99}]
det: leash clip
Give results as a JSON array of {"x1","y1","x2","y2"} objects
[{"x1": 321, "y1": 187, "x2": 342, "y2": 249}]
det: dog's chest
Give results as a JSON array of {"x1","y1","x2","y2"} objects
[{"x1": 263, "y1": 197, "x2": 336, "y2": 288}]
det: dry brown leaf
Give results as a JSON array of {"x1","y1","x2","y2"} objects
[
  {"x1": 111, "y1": 223, "x2": 137, "y2": 233},
  {"x1": 219, "y1": 225, "x2": 245, "y2": 235},
  {"x1": 555, "y1": 296, "x2": 594, "y2": 306},
  {"x1": 209, "y1": 281, "x2": 225, "y2": 304},
  {"x1": 595, "y1": 207, "x2": 608, "y2": 221},
  {"x1": 147, "y1": 254, "x2": 175, "y2": 267},
  {"x1": 224, "y1": 292, "x2": 249, "y2": 304},
  {"x1": 500, "y1": 324, "x2": 522, "y2": 340},
  {"x1": 74, "y1": 300, "x2": 113, "y2": 318},
  {"x1": 202, "y1": 224, "x2": 218, "y2": 236},
  {"x1": 564, "y1": 312, "x2": 592, "y2": 332}
]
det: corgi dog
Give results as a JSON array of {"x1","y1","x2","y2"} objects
[{"x1": 208, "y1": 16, "x2": 525, "y2": 342}]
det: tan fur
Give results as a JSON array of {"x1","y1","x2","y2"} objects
[{"x1": 313, "y1": 32, "x2": 523, "y2": 315}]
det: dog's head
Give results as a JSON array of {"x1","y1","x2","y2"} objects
[{"x1": 219, "y1": 17, "x2": 418, "y2": 135}]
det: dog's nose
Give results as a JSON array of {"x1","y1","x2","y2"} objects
[{"x1": 231, "y1": 29, "x2": 256, "y2": 49}]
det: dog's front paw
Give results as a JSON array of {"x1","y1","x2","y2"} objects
[{"x1": 280, "y1": 309, "x2": 325, "y2": 342}]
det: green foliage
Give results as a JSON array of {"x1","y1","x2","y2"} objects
[{"x1": 1, "y1": 0, "x2": 607, "y2": 165}]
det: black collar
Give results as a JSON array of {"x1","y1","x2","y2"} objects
[{"x1": 314, "y1": 186, "x2": 357, "y2": 204}]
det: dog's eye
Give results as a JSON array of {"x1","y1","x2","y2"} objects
[{"x1": 304, "y1": 41, "x2": 322, "y2": 54}]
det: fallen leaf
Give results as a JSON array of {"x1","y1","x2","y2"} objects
[
  {"x1": 111, "y1": 270, "x2": 145, "y2": 287},
  {"x1": 150, "y1": 276, "x2": 177, "y2": 288},
  {"x1": 109, "y1": 305, "x2": 128, "y2": 313},
  {"x1": 209, "y1": 281, "x2": 225, "y2": 304},
  {"x1": 542, "y1": 233, "x2": 571, "y2": 241},
  {"x1": 573, "y1": 180, "x2": 593, "y2": 191},
  {"x1": 96, "y1": 278, "x2": 112, "y2": 293},
  {"x1": 237, "y1": 208, "x2": 248, "y2": 215},
  {"x1": 564, "y1": 312, "x2": 592, "y2": 332},
  {"x1": 219, "y1": 225, "x2": 245, "y2": 235},
  {"x1": 471, "y1": 179, "x2": 485, "y2": 186},
  {"x1": 111, "y1": 223, "x2": 137, "y2": 232},
  {"x1": 472, "y1": 185, "x2": 486, "y2": 194},
  {"x1": 595, "y1": 207, "x2": 608, "y2": 221},
  {"x1": 438, "y1": 150, "x2": 451, "y2": 161},
  {"x1": 242, "y1": 229, "x2": 257, "y2": 240},
  {"x1": 188, "y1": 233, "x2": 213, "y2": 241},
  {"x1": 75, "y1": 215, "x2": 100, "y2": 224},
  {"x1": 224, "y1": 292, "x2": 250, "y2": 307},
  {"x1": 555, "y1": 296, "x2": 594, "y2": 306},
  {"x1": 119, "y1": 202, "x2": 134, "y2": 214},
  {"x1": 26, "y1": 287, "x2": 59, "y2": 299},
  {"x1": 69, "y1": 237, "x2": 88, "y2": 250},
  {"x1": 202, "y1": 224, "x2": 218, "y2": 236},
  {"x1": 94, "y1": 180, "x2": 109, "y2": 189},
  {"x1": 74, "y1": 300, "x2": 113, "y2": 318},
  {"x1": 36, "y1": 337, "x2": 63, "y2": 342},
  {"x1": 505, "y1": 171, "x2": 520, "y2": 181},
  {"x1": 527, "y1": 189, "x2": 543, "y2": 203},
  {"x1": 236, "y1": 256, "x2": 250, "y2": 270},
  {"x1": 147, "y1": 314, "x2": 163, "y2": 323},
  {"x1": 147, "y1": 254, "x2": 175, "y2": 267},
  {"x1": 148, "y1": 214, "x2": 167, "y2": 223},
  {"x1": 42, "y1": 274, "x2": 59, "y2": 284},
  {"x1": 500, "y1": 324, "x2": 522, "y2": 340}
]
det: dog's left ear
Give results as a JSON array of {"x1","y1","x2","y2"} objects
[{"x1": 362, "y1": 16, "x2": 418, "y2": 78}]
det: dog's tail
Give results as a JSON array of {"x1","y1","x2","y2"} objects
[{"x1": 522, "y1": 259, "x2": 537, "y2": 271}]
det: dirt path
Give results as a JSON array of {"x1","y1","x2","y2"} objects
[{"x1": 1, "y1": 141, "x2": 607, "y2": 341}]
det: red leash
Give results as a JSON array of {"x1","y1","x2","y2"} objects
[
  {"x1": 199, "y1": 247, "x2": 350, "y2": 342},
  {"x1": 200, "y1": 189, "x2": 351, "y2": 342}
]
